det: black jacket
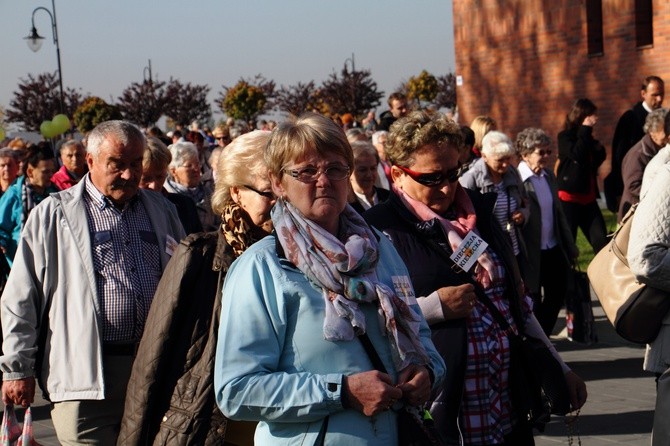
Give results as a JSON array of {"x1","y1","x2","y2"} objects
[
  {"x1": 364, "y1": 189, "x2": 525, "y2": 444},
  {"x1": 557, "y1": 125, "x2": 606, "y2": 195},
  {"x1": 349, "y1": 187, "x2": 390, "y2": 215},
  {"x1": 605, "y1": 102, "x2": 649, "y2": 210}
]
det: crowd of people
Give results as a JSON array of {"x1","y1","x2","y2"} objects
[{"x1": 0, "y1": 77, "x2": 669, "y2": 445}]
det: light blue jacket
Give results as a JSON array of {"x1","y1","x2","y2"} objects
[
  {"x1": 0, "y1": 176, "x2": 58, "y2": 266},
  {"x1": 214, "y1": 233, "x2": 445, "y2": 446}
]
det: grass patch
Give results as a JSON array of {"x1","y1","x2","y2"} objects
[{"x1": 575, "y1": 209, "x2": 618, "y2": 271}]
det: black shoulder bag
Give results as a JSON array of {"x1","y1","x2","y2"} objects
[{"x1": 472, "y1": 286, "x2": 571, "y2": 430}]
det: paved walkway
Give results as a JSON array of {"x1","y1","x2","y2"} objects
[{"x1": 6, "y1": 298, "x2": 656, "y2": 445}]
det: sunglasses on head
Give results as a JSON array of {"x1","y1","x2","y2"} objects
[{"x1": 395, "y1": 162, "x2": 462, "y2": 187}]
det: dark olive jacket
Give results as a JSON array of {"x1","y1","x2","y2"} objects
[{"x1": 117, "y1": 232, "x2": 232, "y2": 446}]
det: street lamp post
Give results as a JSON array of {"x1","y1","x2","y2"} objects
[{"x1": 24, "y1": 0, "x2": 64, "y2": 113}]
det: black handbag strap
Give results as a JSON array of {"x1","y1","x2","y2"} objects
[{"x1": 358, "y1": 333, "x2": 389, "y2": 374}]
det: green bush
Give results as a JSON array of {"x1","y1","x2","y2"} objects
[{"x1": 575, "y1": 209, "x2": 617, "y2": 271}]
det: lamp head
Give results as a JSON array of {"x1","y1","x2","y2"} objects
[{"x1": 24, "y1": 26, "x2": 44, "y2": 52}]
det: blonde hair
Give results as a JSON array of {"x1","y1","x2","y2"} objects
[
  {"x1": 470, "y1": 115, "x2": 497, "y2": 151},
  {"x1": 264, "y1": 112, "x2": 353, "y2": 177},
  {"x1": 211, "y1": 130, "x2": 271, "y2": 215},
  {"x1": 143, "y1": 136, "x2": 171, "y2": 171}
]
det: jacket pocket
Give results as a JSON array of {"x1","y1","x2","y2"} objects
[{"x1": 155, "y1": 408, "x2": 194, "y2": 445}]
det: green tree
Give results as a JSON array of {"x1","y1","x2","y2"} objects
[
  {"x1": 73, "y1": 96, "x2": 122, "y2": 134},
  {"x1": 218, "y1": 80, "x2": 267, "y2": 124},
  {"x1": 6, "y1": 72, "x2": 82, "y2": 131},
  {"x1": 318, "y1": 64, "x2": 383, "y2": 118},
  {"x1": 405, "y1": 70, "x2": 439, "y2": 104}
]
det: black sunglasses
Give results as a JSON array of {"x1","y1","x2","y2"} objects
[
  {"x1": 395, "y1": 162, "x2": 462, "y2": 187},
  {"x1": 243, "y1": 184, "x2": 275, "y2": 199}
]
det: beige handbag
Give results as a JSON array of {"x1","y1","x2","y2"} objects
[{"x1": 587, "y1": 203, "x2": 670, "y2": 343}]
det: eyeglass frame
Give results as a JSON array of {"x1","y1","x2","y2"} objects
[
  {"x1": 282, "y1": 164, "x2": 351, "y2": 183},
  {"x1": 534, "y1": 148, "x2": 552, "y2": 157},
  {"x1": 394, "y1": 162, "x2": 462, "y2": 187},
  {"x1": 242, "y1": 184, "x2": 275, "y2": 199}
]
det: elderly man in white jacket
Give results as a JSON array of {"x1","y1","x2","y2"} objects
[{"x1": 0, "y1": 120, "x2": 185, "y2": 445}]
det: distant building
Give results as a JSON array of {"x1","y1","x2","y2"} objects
[{"x1": 453, "y1": 0, "x2": 670, "y2": 174}]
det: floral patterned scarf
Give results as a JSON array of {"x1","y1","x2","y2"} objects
[{"x1": 271, "y1": 198, "x2": 430, "y2": 370}]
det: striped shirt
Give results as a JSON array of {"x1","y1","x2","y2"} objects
[
  {"x1": 83, "y1": 177, "x2": 161, "y2": 341},
  {"x1": 492, "y1": 182, "x2": 520, "y2": 255}
]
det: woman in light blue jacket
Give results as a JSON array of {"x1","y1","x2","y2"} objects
[{"x1": 214, "y1": 113, "x2": 445, "y2": 446}]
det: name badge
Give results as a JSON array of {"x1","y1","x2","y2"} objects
[
  {"x1": 165, "y1": 235, "x2": 178, "y2": 256},
  {"x1": 392, "y1": 275, "x2": 417, "y2": 306},
  {"x1": 449, "y1": 231, "x2": 488, "y2": 273}
]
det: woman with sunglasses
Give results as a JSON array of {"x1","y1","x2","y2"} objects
[
  {"x1": 459, "y1": 130, "x2": 529, "y2": 269},
  {"x1": 516, "y1": 128, "x2": 578, "y2": 337},
  {"x1": 119, "y1": 131, "x2": 274, "y2": 445},
  {"x1": 364, "y1": 111, "x2": 586, "y2": 445},
  {"x1": 214, "y1": 113, "x2": 444, "y2": 445}
]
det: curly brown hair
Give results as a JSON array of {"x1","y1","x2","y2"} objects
[{"x1": 385, "y1": 111, "x2": 463, "y2": 167}]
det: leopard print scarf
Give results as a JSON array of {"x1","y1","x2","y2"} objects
[{"x1": 221, "y1": 202, "x2": 270, "y2": 258}]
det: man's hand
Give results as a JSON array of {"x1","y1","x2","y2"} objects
[
  {"x1": 396, "y1": 364, "x2": 431, "y2": 407},
  {"x1": 2, "y1": 377, "x2": 36, "y2": 407},
  {"x1": 343, "y1": 371, "x2": 403, "y2": 416},
  {"x1": 436, "y1": 283, "x2": 476, "y2": 319}
]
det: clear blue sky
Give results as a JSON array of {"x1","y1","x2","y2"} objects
[{"x1": 1, "y1": 0, "x2": 455, "y2": 128}]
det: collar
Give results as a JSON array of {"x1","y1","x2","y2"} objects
[
  {"x1": 517, "y1": 161, "x2": 546, "y2": 182},
  {"x1": 642, "y1": 101, "x2": 653, "y2": 113},
  {"x1": 84, "y1": 174, "x2": 138, "y2": 211}
]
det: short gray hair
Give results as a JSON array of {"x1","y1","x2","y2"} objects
[
  {"x1": 87, "y1": 120, "x2": 145, "y2": 158},
  {"x1": 371, "y1": 130, "x2": 388, "y2": 146},
  {"x1": 481, "y1": 131, "x2": 515, "y2": 158},
  {"x1": 644, "y1": 107, "x2": 669, "y2": 134},
  {"x1": 515, "y1": 128, "x2": 552, "y2": 157},
  {"x1": 351, "y1": 140, "x2": 379, "y2": 163},
  {"x1": 168, "y1": 142, "x2": 199, "y2": 170}
]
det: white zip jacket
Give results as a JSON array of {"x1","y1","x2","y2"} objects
[{"x1": 0, "y1": 177, "x2": 185, "y2": 401}]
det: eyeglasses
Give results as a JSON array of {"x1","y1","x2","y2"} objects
[
  {"x1": 283, "y1": 164, "x2": 351, "y2": 183},
  {"x1": 395, "y1": 162, "x2": 462, "y2": 187},
  {"x1": 243, "y1": 184, "x2": 275, "y2": 199},
  {"x1": 535, "y1": 149, "x2": 552, "y2": 157}
]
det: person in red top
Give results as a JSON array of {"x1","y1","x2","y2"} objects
[
  {"x1": 556, "y1": 98, "x2": 608, "y2": 253},
  {"x1": 51, "y1": 140, "x2": 87, "y2": 190}
]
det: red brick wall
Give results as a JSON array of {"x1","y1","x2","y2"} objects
[{"x1": 453, "y1": 0, "x2": 670, "y2": 174}]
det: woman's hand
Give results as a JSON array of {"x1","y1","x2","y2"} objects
[
  {"x1": 564, "y1": 370, "x2": 587, "y2": 410},
  {"x1": 397, "y1": 364, "x2": 431, "y2": 407},
  {"x1": 582, "y1": 115, "x2": 598, "y2": 127},
  {"x1": 343, "y1": 371, "x2": 403, "y2": 416},
  {"x1": 437, "y1": 283, "x2": 476, "y2": 319},
  {"x1": 511, "y1": 210, "x2": 525, "y2": 226}
]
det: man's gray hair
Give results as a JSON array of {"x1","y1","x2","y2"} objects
[{"x1": 86, "y1": 120, "x2": 145, "y2": 158}]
